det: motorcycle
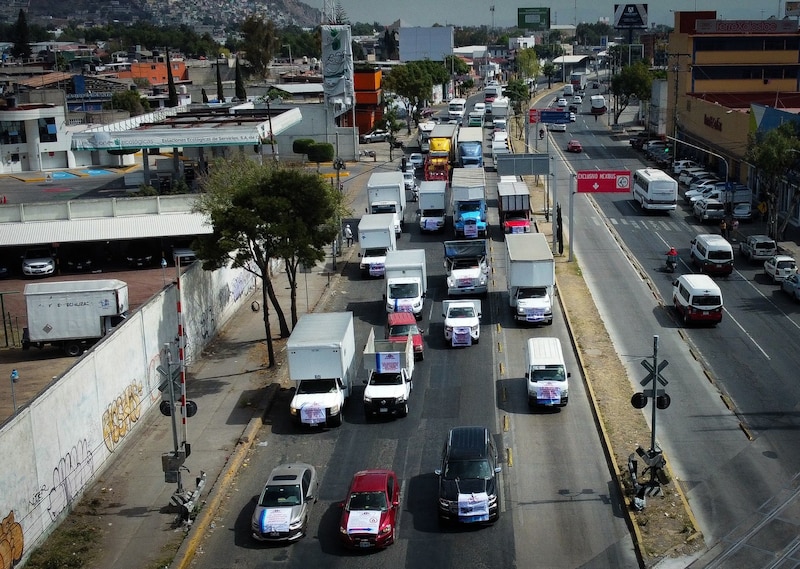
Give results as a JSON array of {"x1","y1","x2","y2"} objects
[{"x1": 665, "y1": 255, "x2": 677, "y2": 273}]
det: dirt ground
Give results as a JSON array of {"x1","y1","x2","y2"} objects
[{"x1": 526, "y1": 177, "x2": 704, "y2": 565}]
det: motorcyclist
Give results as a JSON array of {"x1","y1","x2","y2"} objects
[{"x1": 666, "y1": 246, "x2": 678, "y2": 270}]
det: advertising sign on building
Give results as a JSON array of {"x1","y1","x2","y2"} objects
[
  {"x1": 517, "y1": 8, "x2": 551, "y2": 31},
  {"x1": 614, "y1": 4, "x2": 648, "y2": 29},
  {"x1": 321, "y1": 25, "x2": 354, "y2": 118},
  {"x1": 787, "y1": 1, "x2": 800, "y2": 17}
]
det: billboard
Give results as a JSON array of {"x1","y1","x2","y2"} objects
[
  {"x1": 399, "y1": 27, "x2": 454, "y2": 63},
  {"x1": 321, "y1": 25, "x2": 354, "y2": 119},
  {"x1": 517, "y1": 8, "x2": 551, "y2": 31},
  {"x1": 614, "y1": 4, "x2": 648, "y2": 29},
  {"x1": 788, "y1": 1, "x2": 800, "y2": 17}
]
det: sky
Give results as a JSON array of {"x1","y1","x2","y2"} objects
[{"x1": 332, "y1": 1, "x2": 786, "y2": 30}]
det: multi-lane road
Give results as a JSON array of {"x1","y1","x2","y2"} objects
[{"x1": 189, "y1": 123, "x2": 639, "y2": 568}]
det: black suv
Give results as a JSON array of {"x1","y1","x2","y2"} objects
[{"x1": 435, "y1": 426, "x2": 501, "y2": 523}]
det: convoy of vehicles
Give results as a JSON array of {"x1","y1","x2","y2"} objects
[
  {"x1": 424, "y1": 123, "x2": 458, "y2": 181},
  {"x1": 497, "y1": 178, "x2": 531, "y2": 233},
  {"x1": 338, "y1": 469, "x2": 400, "y2": 549},
  {"x1": 384, "y1": 249, "x2": 427, "y2": 320},
  {"x1": 506, "y1": 233, "x2": 555, "y2": 325},
  {"x1": 444, "y1": 240, "x2": 489, "y2": 296},
  {"x1": 362, "y1": 328, "x2": 414, "y2": 418},
  {"x1": 417, "y1": 181, "x2": 447, "y2": 232},
  {"x1": 251, "y1": 463, "x2": 318, "y2": 543},
  {"x1": 451, "y1": 167, "x2": 488, "y2": 238},
  {"x1": 442, "y1": 299, "x2": 482, "y2": 347}
]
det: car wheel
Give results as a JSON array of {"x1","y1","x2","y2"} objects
[
  {"x1": 400, "y1": 403, "x2": 409, "y2": 417},
  {"x1": 329, "y1": 412, "x2": 342, "y2": 427},
  {"x1": 63, "y1": 342, "x2": 82, "y2": 357},
  {"x1": 418, "y1": 352, "x2": 424, "y2": 361},
  {"x1": 683, "y1": 311, "x2": 690, "y2": 325}
]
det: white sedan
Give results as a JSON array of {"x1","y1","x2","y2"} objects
[{"x1": 764, "y1": 255, "x2": 797, "y2": 283}]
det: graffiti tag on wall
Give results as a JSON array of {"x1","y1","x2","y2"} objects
[
  {"x1": 102, "y1": 381, "x2": 143, "y2": 452},
  {"x1": 47, "y1": 438, "x2": 95, "y2": 522}
]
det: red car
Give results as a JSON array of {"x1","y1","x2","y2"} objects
[
  {"x1": 386, "y1": 312, "x2": 424, "y2": 360},
  {"x1": 567, "y1": 139, "x2": 582, "y2": 152},
  {"x1": 339, "y1": 469, "x2": 399, "y2": 549}
]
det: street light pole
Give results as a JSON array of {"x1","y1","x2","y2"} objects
[{"x1": 284, "y1": 44, "x2": 293, "y2": 77}]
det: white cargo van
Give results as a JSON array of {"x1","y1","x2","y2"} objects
[
  {"x1": 525, "y1": 337, "x2": 569, "y2": 407},
  {"x1": 672, "y1": 274, "x2": 723, "y2": 326}
]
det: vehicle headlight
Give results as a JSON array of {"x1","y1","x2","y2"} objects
[
  {"x1": 562, "y1": 388, "x2": 569, "y2": 398},
  {"x1": 380, "y1": 524, "x2": 392, "y2": 534},
  {"x1": 438, "y1": 498, "x2": 451, "y2": 508},
  {"x1": 397, "y1": 394, "x2": 406, "y2": 403},
  {"x1": 479, "y1": 276, "x2": 487, "y2": 285},
  {"x1": 329, "y1": 404, "x2": 340, "y2": 415},
  {"x1": 290, "y1": 407, "x2": 298, "y2": 416},
  {"x1": 364, "y1": 396, "x2": 372, "y2": 403},
  {"x1": 445, "y1": 325, "x2": 453, "y2": 333},
  {"x1": 414, "y1": 300, "x2": 422, "y2": 309},
  {"x1": 447, "y1": 277, "x2": 455, "y2": 287},
  {"x1": 471, "y1": 325, "x2": 479, "y2": 333},
  {"x1": 289, "y1": 518, "x2": 303, "y2": 529},
  {"x1": 339, "y1": 525, "x2": 348, "y2": 535}
]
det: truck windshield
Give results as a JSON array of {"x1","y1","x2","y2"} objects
[
  {"x1": 452, "y1": 259, "x2": 479, "y2": 270},
  {"x1": 369, "y1": 373, "x2": 403, "y2": 386},
  {"x1": 372, "y1": 204, "x2": 397, "y2": 214},
  {"x1": 363, "y1": 248, "x2": 388, "y2": 257},
  {"x1": 529, "y1": 366, "x2": 566, "y2": 382},
  {"x1": 389, "y1": 283, "x2": 419, "y2": 299},
  {"x1": 297, "y1": 379, "x2": 337, "y2": 394},
  {"x1": 459, "y1": 202, "x2": 481, "y2": 213},
  {"x1": 389, "y1": 324, "x2": 419, "y2": 336},
  {"x1": 447, "y1": 307, "x2": 475, "y2": 318},
  {"x1": 518, "y1": 287, "x2": 547, "y2": 299},
  {"x1": 421, "y1": 208, "x2": 445, "y2": 216}
]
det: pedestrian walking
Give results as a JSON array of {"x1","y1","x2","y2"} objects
[
  {"x1": 344, "y1": 224, "x2": 353, "y2": 247},
  {"x1": 732, "y1": 218, "x2": 739, "y2": 237},
  {"x1": 720, "y1": 218, "x2": 728, "y2": 239}
]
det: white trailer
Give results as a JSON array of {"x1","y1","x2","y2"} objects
[
  {"x1": 497, "y1": 180, "x2": 531, "y2": 233},
  {"x1": 418, "y1": 181, "x2": 447, "y2": 232},
  {"x1": 362, "y1": 328, "x2": 414, "y2": 418},
  {"x1": 384, "y1": 249, "x2": 427, "y2": 320},
  {"x1": 357, "y1": 213, "x2": 397, "y2": 277},
  {"x1": 22, "y1": 279, "x2": 129, "y2": 356},
  {"x1": 288, "y1": 312, "x2": 356, "y2": 428},
  {"x1": 506, "y1": 233, "x2": 555, "y2": 325},
  {"x1": 367, "y1": 171, "x2": 406, "y2": 235}
]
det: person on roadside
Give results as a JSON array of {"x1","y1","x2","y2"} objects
[
  {"x1": 344, "y1": 224, "x2": 353, "y2": 247},
  {"x1": 720, "y1": 218, "x2": 728, "y2": 239}
]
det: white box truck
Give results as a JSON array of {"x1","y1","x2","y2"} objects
[
  {"x1": 418, "y1": 181, "x2": 447, "y2": 232},
  {"x1": 384, "y1": 249, "x2": 427, "y2": 320},
  {"x1": 22, "y1": 279, "x2": 129, "y2": 356},
  {"x1": 506, "y1": 233, "x2": 555, "y2": 325},
  {"x1": 362, "y1": 328, "x2": 414, "y2": 419},
  {"x1": 444, "y1": 240, "x2": 489, "y2": 296},
  {"x1": 497, "y1": 180, "x2": 531, "y2": 233},
  {"x1": 367, "y1": 171, "x2": 406, "y2": 235},
  {"x1": 358, "y1": 213, "x2": 396, "y2": 277},
  {"x1": 288, "y1": 312, "x2": 356, "y2": 428}
]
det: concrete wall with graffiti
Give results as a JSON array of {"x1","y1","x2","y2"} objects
[{"x1": 0, "y1": 261, "x2": 257, "y2": 568}]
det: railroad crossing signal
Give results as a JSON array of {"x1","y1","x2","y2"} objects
[{"x1": 640, "y1": 359, "x2": 668, "y2": 386}]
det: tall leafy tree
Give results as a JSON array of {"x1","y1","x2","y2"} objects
[
  {"x1": 10, "y1": 9, "x2": 32, "y2": 60},
  {"x1": 240, "y1": 15, "x2": 276, "y2": 78},
  {"x1": 542, "y1": 62, "x2": 557, "y2": 89},
  {"x1": 516, "y1": 47, "x2": 540, "y2": 84},
  {"x1": 194, "y1": 157, "x2": 341, "y2": 365},
  {"x1": 503, "y1": 79, "x2": 529, "y2": 138},
  {"x1": 747, "y1": 123, "x2": 800, "y2": 239},
  {"x1": 609, "y1": 61, "x2": 653, "y2": 124},
  {"x1": 234, "y1": 57, "x2": 246, "y2": 101},
  {"x1": 382, "y1": 63, "x2": 433, "y2": 128}
]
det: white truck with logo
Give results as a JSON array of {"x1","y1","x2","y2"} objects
[
  {"x1": 288, "y1": 312, "x2": 356, "y2": 428},
  {"x1": 418, "y1": 181, "x2": 447, "y2": 232},
  {"x1": 362, "y1": 328, "x2": 414, "y2": 419},
  {"x1": 367, "y1": 171, "x2": 406, "y2": 235},
  {"x1": 506, "y1": 233, "x2": 555, "y2": 325},
  {"x1": 384, "y1": 249, "x2": 427, "y2": 320},
  {"x1": 444, "y1": 240, "x2": 489, "y2": 296},
  {"x1": 358, "y1": 213, "x2": 396, "y2": 277},
  {"x1": 442, "y1": 299, "x2": 482, "y2": 347}
]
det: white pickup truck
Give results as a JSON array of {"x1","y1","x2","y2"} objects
[
  {"x1": 442, "y1": 299, "x2": 482, "y2": 347},
  {"x1": 362, "y1": 329, "x2": 414, "y2": 419}
]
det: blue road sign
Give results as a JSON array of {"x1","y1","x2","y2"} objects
[{"x1": 539, "y1": 110, "x2": 571, "y2": 124}]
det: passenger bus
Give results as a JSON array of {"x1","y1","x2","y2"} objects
[
  {"x1": 632, "y1": 168, "x2": 678, "y2": 211},
  {"x1": 448, "y1": 98, "x2": 467, "y2": 121}
]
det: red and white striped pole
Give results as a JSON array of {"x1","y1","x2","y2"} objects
[{"x1": 176, "y1": 259, "x2": 187, "y2": 444}]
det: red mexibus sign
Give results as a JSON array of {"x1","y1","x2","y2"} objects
[{"x1": 576, "y1": 170, "x2": 631, "y2": 193}]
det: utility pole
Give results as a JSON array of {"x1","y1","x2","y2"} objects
[{"x1": 668, "y1": 53, "x2": 691, "y2": 156}]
